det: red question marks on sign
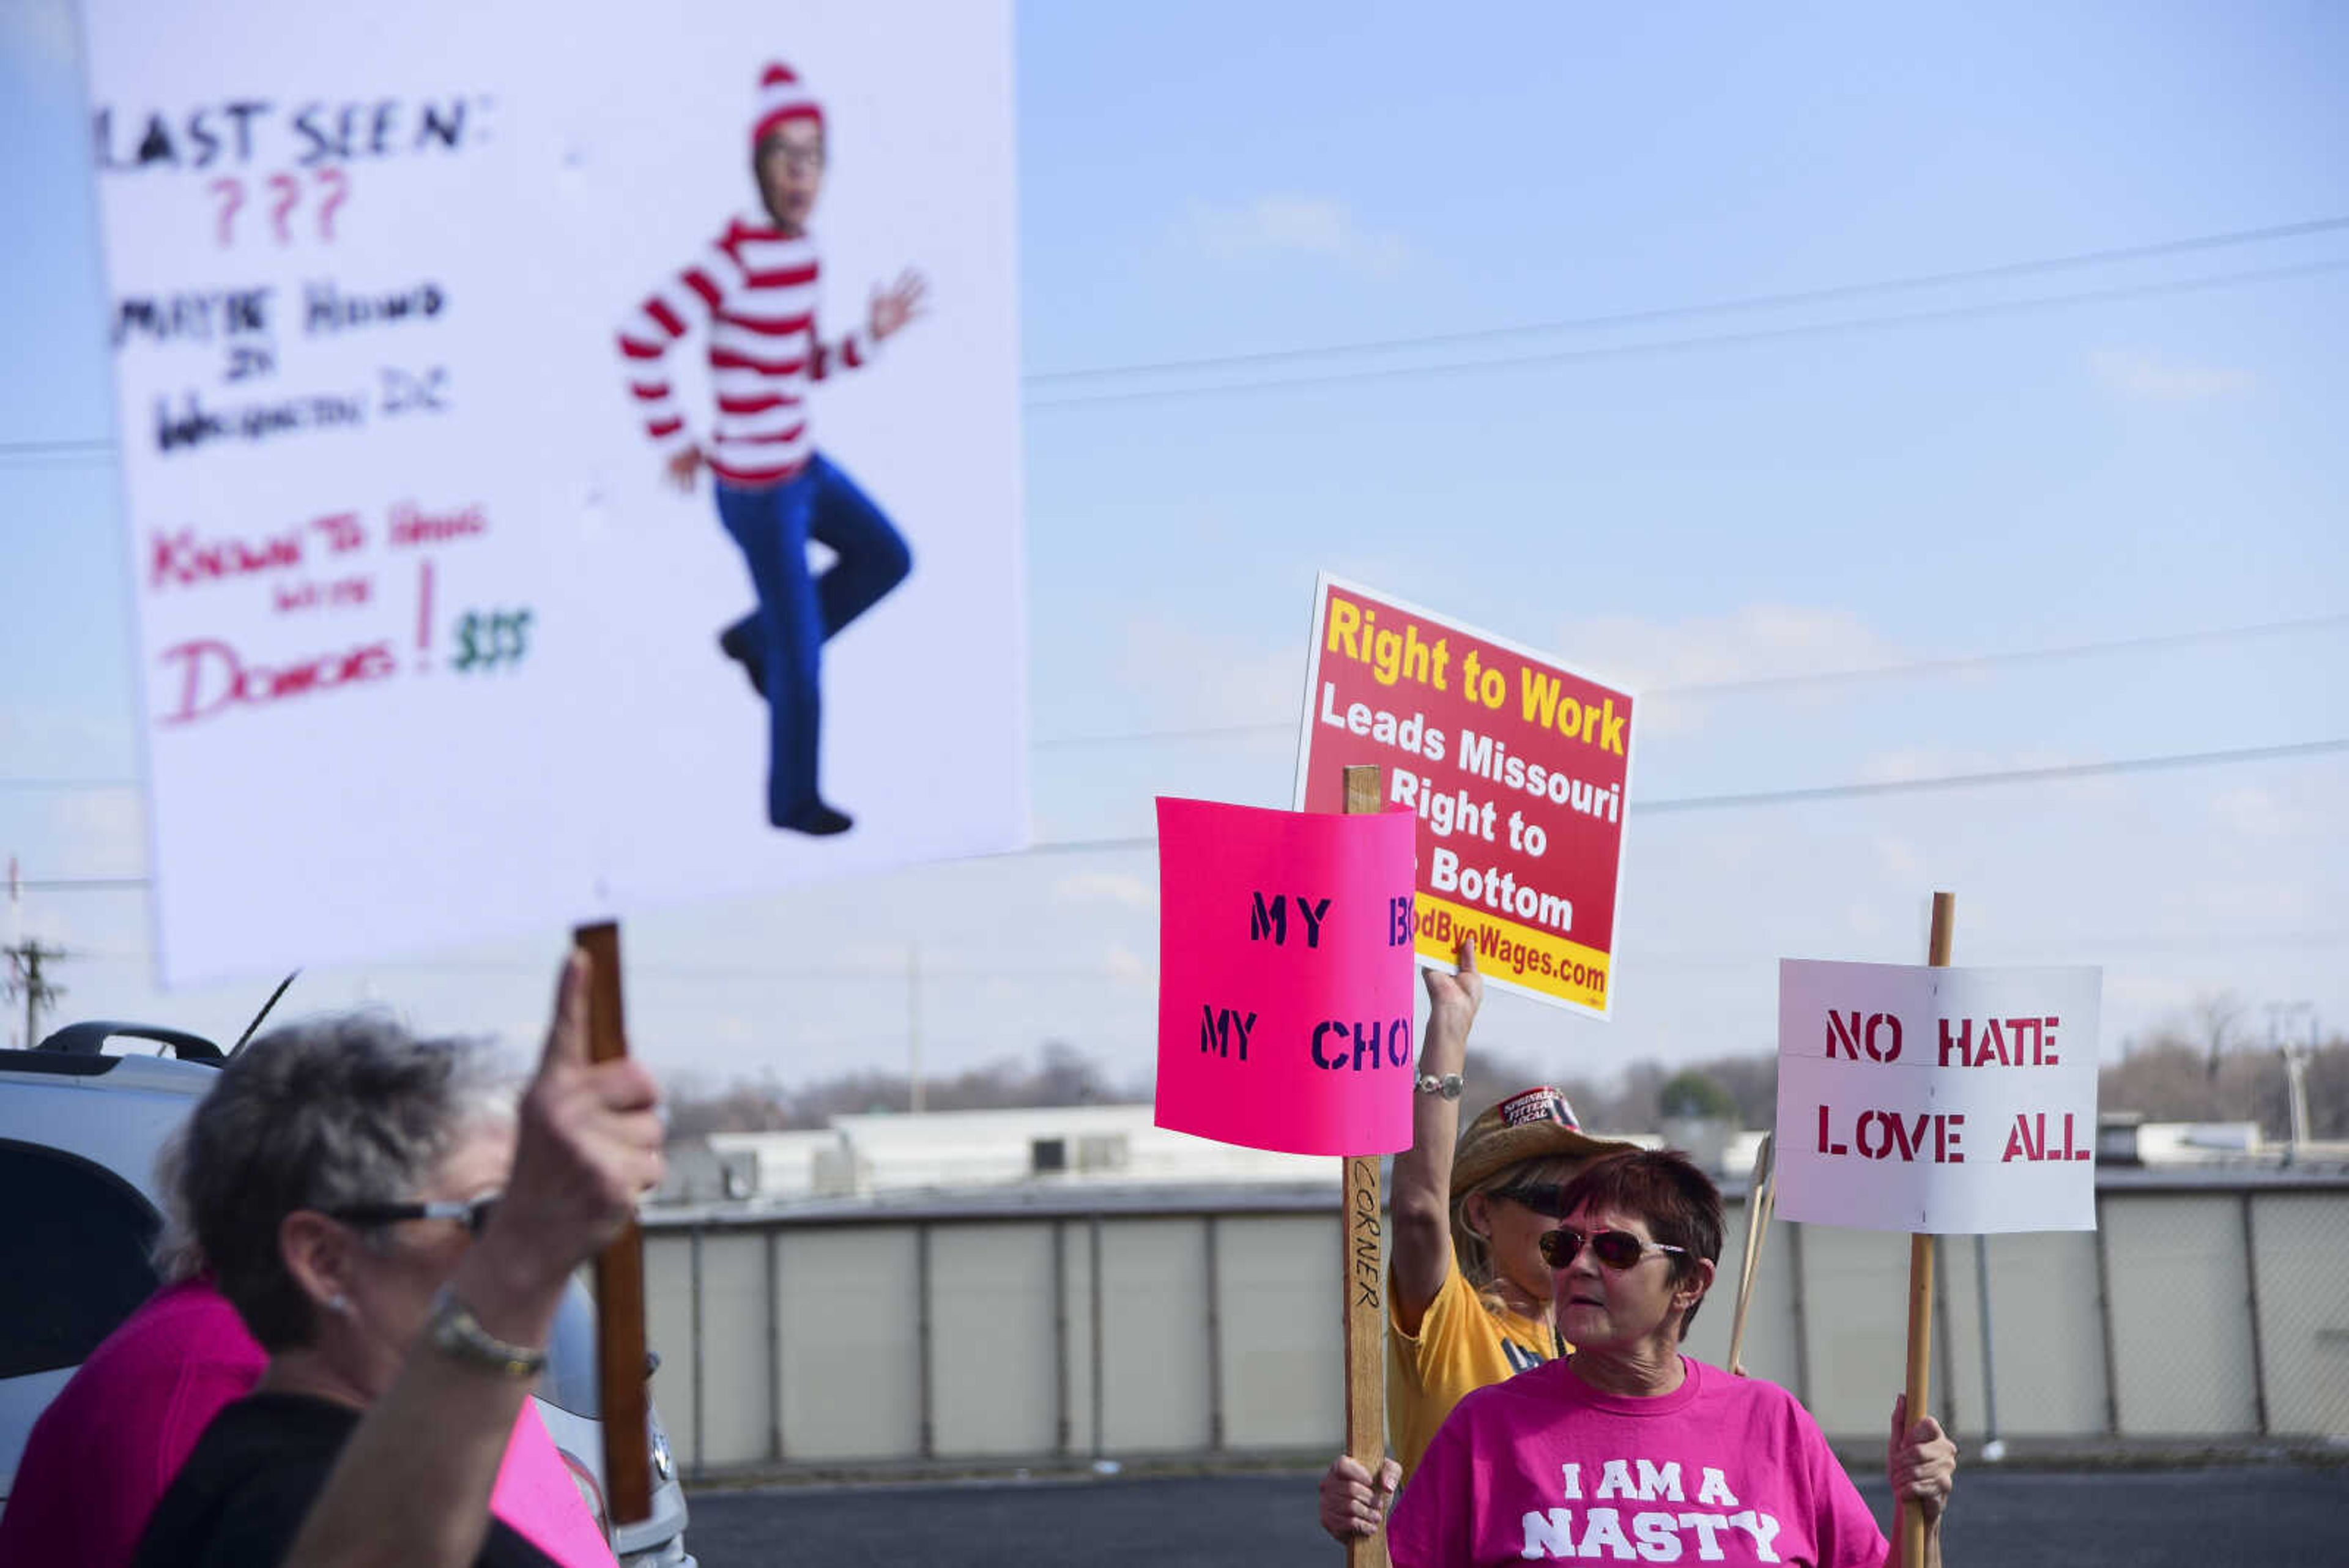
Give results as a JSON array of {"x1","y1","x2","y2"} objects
[
  {"x1": 208, "y1": 177, "x2": 243, "y2": 246},
  {"x1": 265, "y1": 172, "x2": 300, "y2": 243},
  {"x1": 313, "y1": 167, "x2": 349, "y2": 239}
]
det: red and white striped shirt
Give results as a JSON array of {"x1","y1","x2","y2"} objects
[{"x1": 618, "y1": 217, "x2": 874, "y2": 488}]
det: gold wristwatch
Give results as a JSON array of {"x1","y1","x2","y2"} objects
[{"x1": 425, "y1": 1286, "x2": 547, "y2": 1378}]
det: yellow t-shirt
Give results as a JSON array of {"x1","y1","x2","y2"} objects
[{"x1": 1385, "y1": 1252, "x2": 1560, "y2": 1482}]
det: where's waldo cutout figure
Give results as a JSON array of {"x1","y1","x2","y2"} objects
[{"x1": 618, "y1": 62, "x2": 927, "y2": 836}]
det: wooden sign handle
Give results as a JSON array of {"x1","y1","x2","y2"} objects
[
  {"x1": 1725, "y1": 1131, "x2": 1776, "y2": 1377},
  {"x1": 573, "y1": 921, "x2": 653, "y2": 1525},
  {"x1": 1338, "y1": 764, "x2": 1391, "y2": 1568},
  {"x1": 1897, "y1": 893, "x2": 1955, "y2": 1568}
]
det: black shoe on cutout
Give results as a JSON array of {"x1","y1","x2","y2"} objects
[
  {"x1": 777, "y1": 800, "x2": 854, "y2": 836},
  {"x1": 718, "y1": 622, "x2": 766, "y2": 698}
]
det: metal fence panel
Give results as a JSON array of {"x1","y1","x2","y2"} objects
[
  {"x1": 1789, "y1": 1222, "x2": 1913, "y2": 1437},
  {"x1": 2103, "y1": 1194, "x2": 2258, "y2": 1436},
  {"x1": 1098, "y1": 1217, "x2": 1212, "y2": 1452},
  {"x1": 1979, "y1": 1230, "x2": 2107, "y2": 1437},
  {"x1": 1937, "y1": 1233, "x2": 1984, "y2": 1443},
  {"x1": 776, "y1": 1227, "x2": 922, "y2": 1462},
  {"x1": 2248, "y1": 1191, "x2": 2349, "y2": 1437},
  {"x1": 1682, "y1": 1196, "x2": 1801, "y2": 1391},
  {"x1": 642, "y1": 1232, "x2": 697, "y2": 1466},
  {"x1": 695, "y1": 1231, "x2": 774, "y2": 1466},
  {"x1": 636, "y1": 1178, "x2": 2347, "y2": 1470},
  {"x1": 1062, "y1": 1219, "x2": 1096, "y2": 1456},
  {"x1": 1215, "y1": 1214, "x2": 1342, "y2": 1450},
  {"x1": 930, "y1": 1222, "x2": 1060, "y2": 1457}
]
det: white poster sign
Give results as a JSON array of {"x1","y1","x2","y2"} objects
[
  {"x1": 1775, "y1": 960, "x2": 2102, "y2": 1235},
  {"x1": 76, "y1": 1, "x2": 1026, "y2": 986}
]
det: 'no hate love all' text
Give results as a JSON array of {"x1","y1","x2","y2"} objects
[{"x1": 1809, "y1": 1009, "x2": 2090, "y2": 1167}]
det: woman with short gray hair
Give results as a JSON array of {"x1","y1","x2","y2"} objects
[
  {"x1": 133, "y1": 955, "x2": 662, "y2": 1568},
  {"x1": 176, "y1": 1016, "x2": 514, "y2": 1358}
]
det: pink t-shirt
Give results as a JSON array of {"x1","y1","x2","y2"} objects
[
  {"x1": 1388, "y1": 1356, "x2": 1889, "y2": 1568},
  {"x1": 0, "y1": 1277, "x2": 616, "y2": 1568}
]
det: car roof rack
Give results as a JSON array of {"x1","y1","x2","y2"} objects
[{"x1": 34, "y1": 1021, "x2": 225, "y2": 1063}]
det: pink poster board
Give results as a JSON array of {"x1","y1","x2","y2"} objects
[{"x1": 1154, "y1": 797, "x2": 1419, "y2": 1156}]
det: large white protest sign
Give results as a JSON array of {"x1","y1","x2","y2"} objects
[
  {"x1": 1775, "y1": 960, "x2": 2102, "y2": 1234},
  {"x1": 76, "y1": 1, "x2": 1025, "y2": 986}
]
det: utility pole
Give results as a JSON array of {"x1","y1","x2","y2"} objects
[
  {"x1": 2, "y1": 938, "x2": 69, "y2": 1047},
  {"x1": 907, "y1": 943, "x2": 924, "y2": 1115},
  {"x1": 2268, "y1": 1002, "x2": 2317, "y2": 1164},
  {"x1": 4, "y1": 853, "x2": 19, "y2": 1049}
]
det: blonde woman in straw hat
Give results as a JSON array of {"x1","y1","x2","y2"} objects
[{"x1": 1318, "y1": 937, "x2": 1641, "y2": 1542}]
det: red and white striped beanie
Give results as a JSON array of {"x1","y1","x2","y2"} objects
[{"x1": 752, "y1": 62, "x2": 823, "y2": 148}]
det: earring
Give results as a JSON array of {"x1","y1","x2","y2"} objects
[{"x1": 325, "y1": 1293, "x2": 352, "y2": 1315}]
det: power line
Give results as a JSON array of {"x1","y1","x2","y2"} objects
[
  {"x1": 1656, "y1": 612, "x2": 2349, "y2": 699},
  {"x1": 1026, "y1": 257, "x2": 2349, "y2": 410},
  {"x1": 13, "y1": 736, "x2": 2346, "y2": 890},
  {"x1": 11, "y1": 220, "x2": 2347, "y2": 466},
  {"x1": 995, "y1": 736, "x2": 2349, "y2": 855},
  {"x1": 1635, "y1": 737, "x2": 2349, "y2": 813},
  {"x1": 1034, "y1": 610, "x2": 2349, "y2": 748},
  {"x1": 61, "y1": 926, "x2": 2349, "y2": 979},
  {"x1": 0, "y1": 437, "x2": 113, "y2": 459},
  {"x1": 1, "y1": 590, "x2": 2331, "y2": 787},
  {"x1": 1, "y1": 605, "x2": 2336, "y2": 792},
  {"x1": 1028, "y1": 215, "x2": 2349, "y2": 386}
]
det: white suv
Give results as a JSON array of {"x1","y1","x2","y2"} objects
[{"x1": 0, "y1": 1022, "x2": 693, "y2": 1568}]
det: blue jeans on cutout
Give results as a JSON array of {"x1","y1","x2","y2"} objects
[{"x1": 714, "y1": 453, "x2": 912, "y2": 825}]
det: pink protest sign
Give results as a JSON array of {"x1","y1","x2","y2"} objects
[{"x1": 1154, "y1": 797, "x2": 1419, "y2": 1156}]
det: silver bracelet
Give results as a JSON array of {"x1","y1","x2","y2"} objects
[
  {"x1": 1414, "y1": 1072, "x2": 1464, "y2": 1101},
  {"x1": 424, "y1": 1285, "x2": 547, "y2": 1378}
]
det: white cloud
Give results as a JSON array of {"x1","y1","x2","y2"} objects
[
  {"x1": 1550, "y1": 604, "x2": 1905, "y2": 736},
  {"x1": 2090, "y1": 349, "x2": 2255, "y2": 403},
  {"x1": 1052, "y1": 870, "x2": 1154, "y2": 909},
  {"x1": 1554, "y1": 604, "x2": 1901, "y2": 694},
  {"x1": 2207, "y1": 785, "x2": 2306, "y2": 842},
  {"x1": 1186, "y1": 195, "x2": 1411, "y2": 275},
  {"x1": 1102, "y1": 944, "x2": 1152, "y2": 983},
  {"x1": 1111, "y1": 615, "x2": 1301, "y2": 731},
  {"x1": 48, "y1": 786, "x2": 146, "y2": 877},
  {"x1": 1873, "y1": 834, "x2": 1924, "y2": 879}
]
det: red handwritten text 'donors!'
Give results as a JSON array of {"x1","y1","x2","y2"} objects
[{"x1": 157, "y1": 636, "x2": 396, "y2": 724}]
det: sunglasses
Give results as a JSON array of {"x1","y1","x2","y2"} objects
[
  {"x1": 325, "y1": 1194, "x2": 501, "y2": 1236},
  {"x1": 1490, "y1": 1183, "x2": 1576, "y2": 1218},
  {"x1": 1538, "y1": 1225, "x2": 1689, "y2": 1271}
]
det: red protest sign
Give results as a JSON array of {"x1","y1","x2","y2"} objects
[
  {"x1": 1292, "y1": 574, "x2": 1636, "y2": 1016},
  {"x1": 1153, "y1": 797, "x2": 1419, "y2": 1156}
]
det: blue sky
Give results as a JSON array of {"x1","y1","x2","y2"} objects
[{"x1": 4, "y1": 1, "x2": 2345, "y2": 1095}]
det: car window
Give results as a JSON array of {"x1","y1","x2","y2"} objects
[{"x1": 0, "y1": 1141, "x2": 162, "y2": 1379}]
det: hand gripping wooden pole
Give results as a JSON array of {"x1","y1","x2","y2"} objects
[
  {"x1": 1339, "y1": 764, "x2": 1390, "y2": 1568},
  {"x1": 573, "y1": 921, "x2": 653, "y2": 1525},
  {"x1": 1898, "y1": 893, "x2": 1956, "y2": 1568}
]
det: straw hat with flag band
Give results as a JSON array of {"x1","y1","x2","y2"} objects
[{"x1": 1450, "y1": 1087, "x2": 1643, "y2": 1195}]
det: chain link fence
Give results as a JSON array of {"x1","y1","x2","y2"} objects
[{"x1": 640, "y1": 1172, "x2": 2349, "y2": 1476}]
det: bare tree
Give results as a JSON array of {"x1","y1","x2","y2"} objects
[{"x1": 2191, "y1": 992, "x2": 2251, "y2": 1076}]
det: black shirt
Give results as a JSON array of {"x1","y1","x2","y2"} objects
[{"x1": 132, "y1": 1392, "x2": 564, "y2": 1568}]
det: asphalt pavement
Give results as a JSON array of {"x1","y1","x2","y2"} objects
[{"x1": 679, "y1": 1462, "x2": 2348, "y2": 1566}]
